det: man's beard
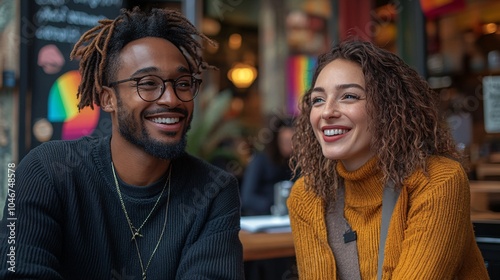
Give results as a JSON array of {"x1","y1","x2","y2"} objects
[{"x1": 116, "y1": 99, "x2": 191, "y2": 160}]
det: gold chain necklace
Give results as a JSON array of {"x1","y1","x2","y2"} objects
[
  {"x1": 111, "y1": 163, "x2": 168, "y2": 241},
  {"x1": 111, "y1": 162, "x2": 172, "y2": 280}
]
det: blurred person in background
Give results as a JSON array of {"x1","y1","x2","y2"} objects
[
  {"x1": 240, "y1": 114, "x2": 297, "y2": 280},
  {"x1": 241, "y1": 114, "x2": 296, "y2": 216}
]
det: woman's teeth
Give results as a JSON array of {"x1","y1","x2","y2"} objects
[{"x1": 324, "y1": 129, "x2": 348, "y2": 136}]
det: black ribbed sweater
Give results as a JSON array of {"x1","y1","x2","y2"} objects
[{"x1": 0, "y1": 136, "x2": 244, "y2": 279}]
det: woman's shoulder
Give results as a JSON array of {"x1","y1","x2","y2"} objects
[
  {"x1": 405, "y1": 156, "x2": 468, "y2": 193},
  {"x1": 290, "y1": 177, "x2": 306, "y2": 195},
  {"x1": 427, "y1": 155, "x2": 463, "y2": 168},
  {"x1": 289, "y1": 177, "x2": 323, "y2": 203},
  {"x1": 288, "y1": 176, "x2": 326, "y2": 221},
  {"x1": 426, "y1": 156, "x2": 467, "y2": 182}
]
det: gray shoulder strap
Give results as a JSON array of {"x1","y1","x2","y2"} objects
[
  {"x1": 327, "y1": 187, "x2": 361, "y2": 280},
  {"x1": 377, "y1": 181, "x2": 400, "y2": 280}
]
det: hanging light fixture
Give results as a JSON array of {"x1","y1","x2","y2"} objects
[{"x1": 227, "y1": 63, "x2": 258, "y2": 89}]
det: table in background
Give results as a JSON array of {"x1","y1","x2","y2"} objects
[
  {"x1": 239, "y1": 230, "x2": 294, "y2": 261},
  {"x1": 470, "y1": 180, "x2": 500, "y2": 213}
]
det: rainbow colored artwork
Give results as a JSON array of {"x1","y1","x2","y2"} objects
[
  {"x1": 286, "y1": 55, "x2": 317, "y2": 115},
  {"x1": 47, "y1": 70, "x2": 100, "y2": 140}
]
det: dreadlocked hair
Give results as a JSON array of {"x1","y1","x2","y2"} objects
[
  {"x1": 290, "y1": 40, "x2": 462, "y2": 202},
  {"x1": 70, "y1": 7, "x2": 216, "y2": 110}
]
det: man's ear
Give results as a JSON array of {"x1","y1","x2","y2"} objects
[{"x1": 100, "y1": 86, "x2": 116, "y2": 112}]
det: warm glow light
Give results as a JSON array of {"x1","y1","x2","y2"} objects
[
  {"x1": 483, "y1": 23, "x2": 497, "y2": 34},
  {"x1": 202, "y1": 17, "x2": 221, "y2": 36},
  {"x1": 228, "y1": 63, "x2": 257, "y2": 89},
  {"x1": 228, "y1": 33, "x2": 242, "y2": 50},
  {"x1": 231, "y1": 97, "x2": 244, "y2": 113}
]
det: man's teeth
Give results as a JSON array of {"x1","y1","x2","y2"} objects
[
  {"x1": 324, "y1": 129, "x2": 348, "y2": 136},
  {"x1": 151, "y1": 117, "x2": 179, "y2": 124}
]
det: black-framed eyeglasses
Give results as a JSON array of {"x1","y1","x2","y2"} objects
[{"x1": 108, "y1": 74, "x2": 202, "y2": 102}]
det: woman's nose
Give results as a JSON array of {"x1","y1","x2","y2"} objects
[{"x1": 321, "y1": 100, "x2": 341, "y2": 119}]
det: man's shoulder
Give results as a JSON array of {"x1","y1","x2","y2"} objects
[
  {"x1": 22, "y1": 136, "x2": 107, "y2": 164},
  {"x1": 178, "y1": 153, "x2": 232, "y2": 175},
  {"x1": 175, "y1": 153, "x2": 238, "y2": 188},
  {"x1": 32, "y1": 136, "x2": 103, "y2": 150}
]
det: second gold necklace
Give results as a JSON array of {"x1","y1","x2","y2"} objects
[
  {"x1": 111, "y1": 162, "x2": 172, "y2": 280},
  {"x1": 111, "y1": 162, "x2": 168, "y2": 240}
]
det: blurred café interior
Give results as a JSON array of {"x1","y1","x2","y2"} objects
[{"x1": 0, "y1": 0, "x2": 500, "y2": 278}]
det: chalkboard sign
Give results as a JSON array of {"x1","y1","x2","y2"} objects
[
  {"x1": 20, "y1": 0, "x2": 122, "y2": 156},
  {"x1": 483, "y1": 76, "x2": 500, "y2": 133}
]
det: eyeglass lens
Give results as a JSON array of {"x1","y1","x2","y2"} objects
[{"x1": 137, "y1": 75, "x2": 199, "y2": 102}]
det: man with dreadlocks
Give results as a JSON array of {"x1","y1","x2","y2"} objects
[{"x1": 0, "y1": 7, "x2": 244, "y2": 279}]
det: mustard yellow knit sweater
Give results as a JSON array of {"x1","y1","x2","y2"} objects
[{"x1": 287, "y1": 156, "x2": 489, "y2": 279}]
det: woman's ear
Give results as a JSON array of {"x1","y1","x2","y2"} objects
[{"x1": 100, "y1": 86, "x2": 115, "y2": 113}]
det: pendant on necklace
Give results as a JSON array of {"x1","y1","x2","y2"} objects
[
  {"x1": 142, "y1": 272, "x2": 146, "y2": 280},
  {"x1": 131, "y1": 229, "x2": 143, "y2": 241}
]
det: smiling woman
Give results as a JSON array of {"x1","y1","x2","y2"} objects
[
  {"x1": 287, "y1": 39, "x2": 490, "y2": 280},
  {"x1": 308, "y1": 58, "x2": 372, "y2": 171}
]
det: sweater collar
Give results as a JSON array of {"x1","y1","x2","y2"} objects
[
  {"x1": 336, "y1": 156, "x2": 384, "y2": 207},
  {"x1": 336, "y1": 156, "x2": 380, "y2": 181}
]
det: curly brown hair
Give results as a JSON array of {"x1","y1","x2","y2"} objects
[
  {"x1": 290, "y1": 40, "x2": 462, "y2": 201},
  {"x1": 70, "y1": 7, "x2": 216, "y2": 111}
]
